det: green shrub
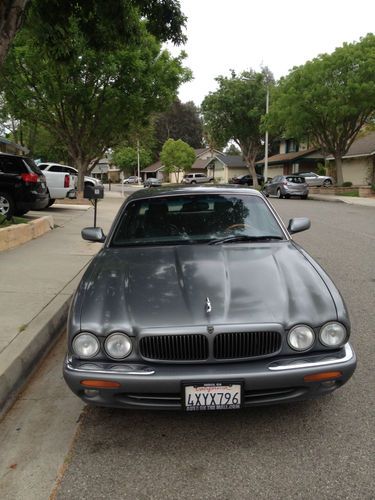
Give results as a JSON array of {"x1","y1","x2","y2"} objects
[
  {"x1": 317, "y1": 163, "x2": 326, "y2": 175},
  {"x1": 371, "y1": 184, "x2": 375, "y2": 193},
  {"x1": 342, "y1": 181, "x2": 353, "y2": 187}
]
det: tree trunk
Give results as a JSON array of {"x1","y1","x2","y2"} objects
[
  {"x1": 335, "y1": 156, "x2": 344, "y2": 186},
  {"x1": 245, "y1": 156, "x2": 259, "y2": 189},
  {"x1": 0, "y1": 0, "x2": 29, "y2": 66},
  {"x1": 73, "y1": 158, "x2": 89, "y2": 198}
]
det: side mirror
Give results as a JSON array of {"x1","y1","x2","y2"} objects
[
  {"x1": 81, "y1": 227, "x2": 106, "y2": 242},
  {"x1": 288, "y1": 217, "x2": 311, "y2": 234}
]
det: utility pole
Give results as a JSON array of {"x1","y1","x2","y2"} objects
[
  {"x1": 264, "y1": 86, "x2": 269, "y2": 182},
  {"x1": 137, "y1": 138, "x2": 141, "y2": 185}
]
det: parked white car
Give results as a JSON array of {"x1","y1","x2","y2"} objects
[
  {"x1": 182, "y1": 173, "x2": 212, "y2": 184},
  {"x1": 123, "y1": 176, "x2": 141, "y2": 184},
  {"x1": 38, "y1": 163, "x2": 77, "y2": 206}
]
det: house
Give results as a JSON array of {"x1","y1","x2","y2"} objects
[
  {"x1": 0, "y1": 137, "x2": 29, "y2": 156},
  {"x1": 206, "y1": 153, "x2": 252, "y2": 183},
  {"x1": 141, "y1": 160, "x2": 164, "y2": 181},
  {"x1": 141, "y1": 148, "x2": 222, "y2": 183},
  {"x1": 91, "y1": 155, "x2": 121, "y2": 182},
  {"x1": 325, "y1": 131, "x2": 375, "y2": 186},
  {"x1": 256, "y1": 139, "x2": 325, "y2": 178}
]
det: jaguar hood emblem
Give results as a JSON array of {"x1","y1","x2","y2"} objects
[{"x1": 205, "y1": 297, "x2": 212, "y2": 314}]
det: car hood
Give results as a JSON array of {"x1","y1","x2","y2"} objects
[{"x1": 77, "y1": 242, "x2": 338, "y2": 334}]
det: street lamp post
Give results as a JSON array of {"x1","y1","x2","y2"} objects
[
  {"x1": 137, "y1": 138, "x2": 141, "y2": 185},
  {"x1": 264, "y1": 86, "x2": 269, "y2": 182}
]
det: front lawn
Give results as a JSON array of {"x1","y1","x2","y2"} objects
[{"x1": 0, "y1": 215, "x2": 29, "y2": 228}]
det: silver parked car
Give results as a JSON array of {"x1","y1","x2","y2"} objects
[
  {"x1": 262, "y1": 175, "x2": 309, "y2": 199},
  {"x1": 299, "y1": 172, "x2": 334, "y2": 186},
  {"x1": 144, "y1": 177, "x2": 162, "y2": 188},
  {"x1": 64, "y1": 185, "x2": 356, "y2": 411}
]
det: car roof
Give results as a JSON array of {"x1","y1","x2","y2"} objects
[
  {"x1": 0, "y1": 152, "x2": 30, "y2": 160},
  {"x1": 126, "y1": 184, "x2": 262, "y2": 202}
]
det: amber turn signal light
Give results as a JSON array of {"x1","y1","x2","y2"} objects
[
  {"x1": 304, "y1": 371, "x2": 343, "y2": 382},
  {"x1": 80, "y1": 380, "x2": 120, "y2": 389}
]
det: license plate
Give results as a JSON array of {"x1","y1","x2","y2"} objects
[{"x1": 184, "y1": 383, "x2": 242, "y2": 411}]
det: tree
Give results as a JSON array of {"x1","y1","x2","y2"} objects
[
  {"x1": 0, "y1": 13, "x2": 189, "y2": 193},
  {"x1": 0, "y1": 0, "x2": 28, "y2": 66},
  {"x1": 267, "y1": 34, "x2": 375, "y2": 185},
  {"x1": 160, "y1": 138, "x2": 195, "y2": 182},
  {"x1": 154, "y1": 99, "x2": 204, "y2": 150},
  {"x1": 201, "y1": 68, "x2": 274, "y2": 188},
  {"x1": 0, "y1": 0, "x2": 186, "y2": 68},
  {"x1": 112, "y1": 146, "x2": 153, "y2": 176}
]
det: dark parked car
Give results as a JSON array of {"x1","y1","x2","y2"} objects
[
  {"x1": 230, "y1": 173, "x2": 264, "y2": 186},
  {"x1": 64, "y1": 185, "x2": 356, "y2": 411},
  {"x1": 262, "y1": 175, "x2": 309, "y2": 199},
  {"x1": 0, "y1": 153, "x2": 49, "y2": 218}
]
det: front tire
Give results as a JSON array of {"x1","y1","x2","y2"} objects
[
  {"x1": 323, "y1": 179, "x2": 332, "y2": 187},
  {"x1": 0, "y1": 191, "x2": 15, "y2": 219}
]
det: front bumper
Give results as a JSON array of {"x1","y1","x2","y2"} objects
[{"x1": 63, "y1": 343, "x2": 356, "y2": 410}]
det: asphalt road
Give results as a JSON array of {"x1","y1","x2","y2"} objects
[{"x1": 52, "y1": 198, "x2": 374, "y2": 500}]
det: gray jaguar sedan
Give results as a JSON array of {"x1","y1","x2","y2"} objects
[{"x1": 63, "y1": 185, "x2": 356, "y2": 411}]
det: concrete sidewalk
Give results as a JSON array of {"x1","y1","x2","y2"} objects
[
  {"x1": 309, "y1": 193, "x2": 375, "y2": 207},
  {"x1": 0, "y1": 192, "x2": 124, "y2": 415}
]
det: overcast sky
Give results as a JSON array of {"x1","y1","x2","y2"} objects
[{"x1": 166, "y1": 0, "x2": 375, "y2": 106}]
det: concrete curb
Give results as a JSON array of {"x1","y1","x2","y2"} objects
[
  {"x1": 309, "y1": 195, "x2": 344, "y2": 203},
  {"x1": 0, "y1": 215, "x2": 54, "y2": 252},
  {"x1": 0, "y1": 269, "x2": 86, "y2": 418}
]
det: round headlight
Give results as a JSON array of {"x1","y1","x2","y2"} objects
[
  {"x1": 72, "y1": 332, "x2": 100, "y2": 358},
  {"x1": 320, "y1": 322, "x2": 347, "y2": 347},
  {"x1": 105, "y1": 332, "x2": 132, "y2": 359},
  {"x1": 288, "y1": 325, "x2": 315, "y2": 351}
]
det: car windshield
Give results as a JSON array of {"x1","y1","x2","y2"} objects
[{"x1": 111, "y1": 193, "x2": 285, "y2": 247}]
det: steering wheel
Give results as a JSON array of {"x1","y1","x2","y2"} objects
[{"x1": 224, "y1": 223, "x2": 252, "y2": 233}]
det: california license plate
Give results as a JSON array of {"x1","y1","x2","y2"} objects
[{"x1": 184, "y1": 383, "x2": 242, "y2": 411}]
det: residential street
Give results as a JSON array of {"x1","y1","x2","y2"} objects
[{"x1": 1, "y1": 198, "x2": 374, "y2": 500}]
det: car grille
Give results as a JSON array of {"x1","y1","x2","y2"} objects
[
  {"x1": 139, "y1": 334, "x2": 209, "y2": 361},
  {"x1": 139, "y1": 331, "x2": 281, "y2": 361},
  {"x1": 214, "y1": 331, "x2": 281, "y2": 359}
]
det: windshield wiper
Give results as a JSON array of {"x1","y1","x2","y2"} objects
[{"x1": 208, "y1": 235, "x2": 284, "y2": 245}]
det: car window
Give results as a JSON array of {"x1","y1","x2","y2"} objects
[
  {"x1": 286, "y1": 176, "x2": 304, "y2": 184},
  {"x1": 23, "y1": 158, "x2": 43, "y2": 174},
  {"x1": 49, "y1": 165, "x2": 64, "y2": 173},
  {"x1": 0, "y1": 156, "x2": 26, "y2": 174},
  {"x1": 111, "y1": 194, "x2": 285, "y2": 247}
]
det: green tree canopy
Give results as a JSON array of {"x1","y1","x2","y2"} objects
[
  {"x1": 201, "y1": 68, "x2": 274, "y2": 188},
  {"x1": 0, "y1": 0, "x2": 186, "y2": 66},
  {"x1": 112, "y1": 146, "x2": 153, "y2": 176},
  {"x1": 154, "y1": 99, "x2": 203, "y2": 150},
  {"x1": 267, "y1": 34, "x2": 375, "y2": 185},
  {"x1": 160, "y1": 138, "x2": 195, "y2": 182},
  {"x1": 0, "y1": 9, "x2": 189, "y2": 192}
]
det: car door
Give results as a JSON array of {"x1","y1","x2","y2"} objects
[{"x1": 268, "y1": 176, "x2": 279, "y2": 195}]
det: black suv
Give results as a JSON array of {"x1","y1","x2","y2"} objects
[{"x1": 0, "y1": 153, "x2": 49, "y2": 218}]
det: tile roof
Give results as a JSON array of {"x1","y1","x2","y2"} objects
[
  {"x1": 256, "y1": 148, "x2": 321, "y2": 165},
  {"x1": 216, "y1": 153, "x2": 247, "y2": 167},
  {"x1": 141, "y1": 160, "x2": 163, "y2": 173},
  {"x1": 326, "y1": 131, "x2": 375, "y2": 159}
]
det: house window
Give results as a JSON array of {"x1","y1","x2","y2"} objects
[
  {"x1": 292, "y1": 163, "x2": 299, "y2": 173},
  {"x1": 286, "y1": 139, "x2": 298, "y2": 153}
]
